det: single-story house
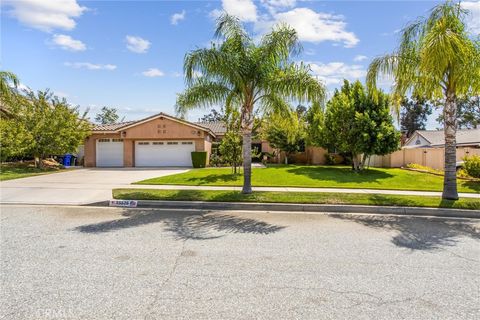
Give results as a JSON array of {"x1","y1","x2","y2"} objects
[
  {"x1": 404, "y1": 128, "x2": 480, "y2": 148},
  {"x1": 84, "y1": 112, "x2": 216, "y2": 167}
]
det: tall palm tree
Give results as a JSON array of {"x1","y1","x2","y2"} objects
[
  {"x1": 0, "y1": 71, "x2": 20, "y2": 117},
  {"x1": 367, "y1": 1, "x2": 480, "y2": 200},
  {"x1": 176, "y1": 14, "x2": 325, "y2": 193}
]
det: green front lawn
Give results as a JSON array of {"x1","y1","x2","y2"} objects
[
  {"x1": 113, "y1": 189, "x2": 480, "y2": 210},
  {"x1": 135, "y1": 165, "x2": 480, "y2": 193},
  {"x1": 0, "y1": 164, "x2": 63, "y2": 181}
]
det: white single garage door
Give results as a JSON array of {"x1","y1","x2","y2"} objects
[
  {"x1": 96, "y1": 138, "x2": 124, "y2": 167},
  {"x1": 135, "y1": 141, "x2": 195, "y2": 167}
]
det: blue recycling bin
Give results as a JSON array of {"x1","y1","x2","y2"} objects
[{"x1": 63, "y1": 154, "x2": 72, "y2": 166}]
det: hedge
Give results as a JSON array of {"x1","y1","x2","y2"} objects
[{"x1": 191, "y1": 152, "x2": 207, "y2": 168}]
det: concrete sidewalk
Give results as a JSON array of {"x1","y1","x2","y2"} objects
[{"x1": 123, "y1": 184, "x2": 480, "y2": 199}]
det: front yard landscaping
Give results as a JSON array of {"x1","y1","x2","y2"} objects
[
  {"x1": 113, "y1": 189, "x2": 480, "y2": 210},
  {"x1": 0, "y1": 162, "x2": 64, "y2": 181},
  {"x1": 135, "y1": 165, "x2": 480, "y2": 193}
]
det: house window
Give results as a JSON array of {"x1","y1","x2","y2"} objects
[
  {"x1": 112, "y1": 138, "x2": 123, "y2": 142},
  {"x1": 98, "y1": 139, "x2": 110, "y2": 142},
  {"x1": 415, "y1": 139, "x2": 421, "y2": 145},
  {"x1": 152, "y1": 142, "x2": 164, "y2": 145},
  {"x1": 138, "y1": 142, "x2": 150, "y2": 145},
  {"x1": 167, "y1": 142, "x2": 178, "y2": 145},
  {"x1": 182, "y1": 142, "x2": 193, "y2": 145}
]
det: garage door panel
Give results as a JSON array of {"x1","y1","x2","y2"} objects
[
  {"x1": 135, "y1": 141, "x2": 194, "y2": 167},
  {"x1": 96, "y1": 139, "x2": 124, "y2": 167}
]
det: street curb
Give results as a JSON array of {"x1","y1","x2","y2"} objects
[{"x1": 105, "y1": 200, "x2": 480, "y2": 219}]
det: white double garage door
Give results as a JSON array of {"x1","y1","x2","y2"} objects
[{"x1": 96, "y1": 139, "x2": 195, "y2": 167}]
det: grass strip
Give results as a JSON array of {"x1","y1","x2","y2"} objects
[{"x1": 113, "y1": 189, "x2": 480, "y2": 210}]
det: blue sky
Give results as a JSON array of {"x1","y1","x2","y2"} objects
[{"x1": 2, "y1": 0, "x2": 479, "y2": 127}]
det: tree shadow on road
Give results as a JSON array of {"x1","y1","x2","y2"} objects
[
  {"x1": 332, "y1": 214, "x2": 480, "y2": 250},
  {"x1": 74, "y1": 209, "x2": 285, "y2": 240}
]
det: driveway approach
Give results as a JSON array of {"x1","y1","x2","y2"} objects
[
  {"x1": 1, "y1": 205, "x2": 479, "y2": 320},
  {"x1": 0, "y1": 168, "x2": 188, "y2": 205}
]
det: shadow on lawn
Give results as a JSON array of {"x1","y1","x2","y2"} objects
[
  {"x1": 462, "y1": 180, "x2": 480, "y2": 192},
  {"x1": 332, "y1": 214, "x2": 480, "y2": 250},
  {"x1": 281, "y1": 166, "x2": 394, "y2": 184},
  {"x1": 74, "y1": 207, "x2": 284, "y2": 240},
  {"x1": 186, "y1": 173, "x2": 241, "y2": 185}
]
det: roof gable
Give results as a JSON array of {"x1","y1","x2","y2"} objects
[{"x1": 92, "y1": 112, "x2": 215, "y2": 137}]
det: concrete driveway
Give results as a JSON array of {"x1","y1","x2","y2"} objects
[{"x1": 0, "y1": 168, "x2": 188, "y2": 205}]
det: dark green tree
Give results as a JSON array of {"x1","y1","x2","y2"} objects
[
  {"x1": 322, "y1": 80, "x2": 400, "y2": 171},
  {"x1": 400, "y1": 96, "x2": 433, "y2": 137},
  {"x1": 437, "y1": 96, "x2": 480, "y2": 129},
  {"x1": 95, "y1": 106, "x2": 122, "y2": 124},
  {"x1": 199, "y1": 108, "x2": 224, "y2": 122}
]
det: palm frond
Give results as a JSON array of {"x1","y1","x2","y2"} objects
[{"x1": 175, "y1": 79, "x2": 232, "y2": 117}]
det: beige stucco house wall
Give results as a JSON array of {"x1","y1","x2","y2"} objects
[{"x1": 84, "y1": 113, "x2": 214, "y2": 167}]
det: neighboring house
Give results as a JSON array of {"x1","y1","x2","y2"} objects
[
  {"x1": 404, "y1": 128, "x2": 480, "y2": 148},
  {"x1": 84, "y1": 112, "x2": 215, "y2": 167}
]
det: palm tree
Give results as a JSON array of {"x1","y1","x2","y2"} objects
[
  {"x1": 0, "y1": 71, "x2": 20, "y2": 117},
  {"x1": 367, "y1": 1, "x2": 480, "y2": 200},
  {"x1": 176, "y1": 14, "x2": 325, "y2": 193}
]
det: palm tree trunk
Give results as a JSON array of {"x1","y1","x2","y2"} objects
[
  {"x1": 242, "y1": 131, "x2": 252, "y2": 194},
  {"x1": 442, "y1": 92, "x2": 458, "y2": 200},
  {"x1": 241, "y1": 110, "x2": 254, "y2": 194}
]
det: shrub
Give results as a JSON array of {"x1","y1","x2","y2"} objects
[
  {"x1": 191, "y1": 152, "x2": 207, "y2": 168},
  {"x1": 324, "y1": 153, "x2": 336, "y2": 165},
  {"x1": 463, "y1": 155, "x2": 480, "y2": 178}
]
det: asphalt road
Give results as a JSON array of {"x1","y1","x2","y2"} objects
[{"x1": 1, "y1": 205, "x2": 479, "y2": 320}]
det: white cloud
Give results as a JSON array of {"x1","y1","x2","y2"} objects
[
  {"x1": 261, "y1": 0, "x2": 296, "y2": 14},
  {"x1": 309, "y1": 62, "x2": 366, "y2": 85},
  {"x1": 171, "y1": 10, "x2": 186, "y2": 25},
  {"x1": 263, "y1": 0, "x2": 296, "y2": 8},
  {"x1": 51, "y1": 34, "x2": 86, "y2": 51},
  {"x1": 353, "y1": 55, "x2": 367, "y2": 62},
  {"x1": 4, "y1": 0, "x2": 86, "y2": 32},
  {"x1": 125, "y1": 35, "x2": 151, "y2": 53},
  {"x1": 221, "y1": 0, "x2": 258, "y2": 22},
  {"x1": 142, "y1": 68, "x2": 165, "y2": 77},
  {"x1": 64, "y1": 62, "x2": 117, "y2": 70},
  {"x1": 255, "y1": 8, "x2": 359, "y2": 48},
  {"x1": 461, "y1": 1, "x2": 480, "y2": 34},
  {"x1": 172, "y1": 72, "x2": 182, "y2": 77}
]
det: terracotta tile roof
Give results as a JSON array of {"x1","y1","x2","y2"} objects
[
  {"x1": 92, "y1": 121, "x2": 137, "y2": 131},
  {"x1": 91, "y1": 112, "x2": 216, "y2": 137},
  {"x1": 195, "y1": 121, "x2": 227, "y2": 135}
]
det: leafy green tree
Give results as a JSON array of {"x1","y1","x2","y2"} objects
[
  {"x1": 0, "y1": 70, "x2": 20, "y2": 117},
  {"x1": 0, "y1": 96, "x2": 33, "y2": 161},
  {"x1": 175, "y1": 14, "x2": 325, "y2": 193},
  {"x1": 322, "y1": 80, "x2": 400, "y2": 171},
  {"x1": 367, "y1": 1, "x2": 480, "y2": 199},
  {"x1": 263, "y1": 111, "x2": 305, "y2": 164},
  {"x1": 3, "y1": 90, "x2": 91, "y2": 168},
  {"x1": 218, "y1": 107, "x2": 242, "y2": 173},
  {"x1": 400, "y1": 96, "x2": 433, "y2": 137},
  {"x1": 95, "y1": 106, "x2": 122, "y2": 124},
  {"x1": 436, "y1": 96, "x2": 480, "y2": 129},
  {"x1": 305, "y1": 102, "x2": 325, "y2": 148}
]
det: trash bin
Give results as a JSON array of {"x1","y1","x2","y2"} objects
[{"x1": 63, "y1": 154, "x2": 72, "y2": 166}]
